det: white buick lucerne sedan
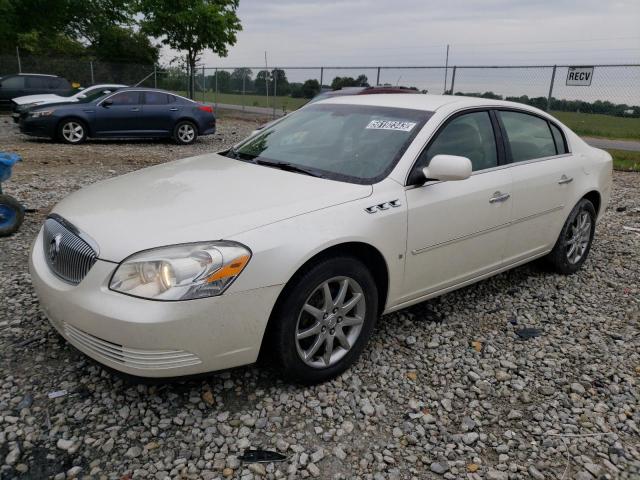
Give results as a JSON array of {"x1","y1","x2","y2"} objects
[{"x1": 30, "y1": 94, "x2": 612, "y2": 383}]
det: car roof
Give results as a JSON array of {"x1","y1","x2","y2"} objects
[
  {"x1": 319, "y1": 93, "x2": 542, "y2": 113},
  {"x1": 10, "y1": 73, "x2": 60, "y2": 77}
]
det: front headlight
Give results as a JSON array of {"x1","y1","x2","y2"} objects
[
  {"x1": 31, "y1": 109, "x2": 54, "y2": 118},
  {"x1": 109, "y1": 241, "x2": 251, "y2": 301}
]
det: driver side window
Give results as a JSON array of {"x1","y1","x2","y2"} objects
[{"x1": 416, "y1": 111, "x2": 498, "y2": 175}]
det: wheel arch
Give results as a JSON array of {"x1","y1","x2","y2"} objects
[
  {"x1": 56, "y1": 116, "x2": 91, "y2": 137},
  {"x1": 582, "y1": 190, "x2": 601, "y2": 216},
  {"x1": 259, "y1": 241, "x2": 390, "y2": 356}
]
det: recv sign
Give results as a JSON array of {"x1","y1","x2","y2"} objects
[{"x1": 566, "y1": 66, "x2": 594, "y2": 86}]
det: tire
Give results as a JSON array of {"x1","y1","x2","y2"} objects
[
  {"x1": 58, "y1": 119, "x2": 87, "y2": 144},
  {"x1": 271, "y1": 256, "x2": 378, "y2": 384},
  {"x1": 0, "y1": 194, "x2": 24, "y2": 237},
  {"x1": 173, "y1": 121, "x2": 198, "y2": 145},
  {"x1": 547, "y1": 198, "x2": 596, "y2": 275}
]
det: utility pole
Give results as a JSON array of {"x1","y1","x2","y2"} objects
[
  {"x1": 16, "y1": 46, "x2": 21, "y2": 73},
  {"x1": 264, "y1": 51, "x2": 269, "y2": 109},
  {"x1": 443, "y1": 44, "x2": 450, "y2": 93}
]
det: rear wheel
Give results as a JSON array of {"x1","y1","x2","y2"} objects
[
  {"x1": 0, "y1": 194, "x2": 24, "y2": 237},
  {"x1": 58, "y1": 119, "x2": 87, "y2": 144},
  {"x1": 547, "y1": 198, "x2": 596, "y2": 274},
  {"x1": 173, "y1": 121, "x2": 198, "y2": 145},
  {"x1": 271, "y1": 257, "x2": 378, "y2": 384}
]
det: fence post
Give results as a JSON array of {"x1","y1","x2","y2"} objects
[
  {"x1": 16, "y1": 46, "x2": 21, "y2": 73},
  {"x1": 154, "y1": 65, "x2": 157, "y2": 88},
  {"x1": 242, "y1": 70, "x2": 246, "y2": 112},
  {"x1": 214, "y1": 68, "x2": 218, "y2": 109},
  {"x1": 449, "y1": 66, "x2": 457, "y2": 95},
  {"x1": 546, "y1": 65, "x2": 557, "y2": 112},
  {"x1": 89, "y1": 61, "x2": 94, "y2": 84},
  {"x1": 320, "y1": 67, "x2": 323, "y2": 87},
  {"x1": 272, "y1": 69, "x2": 277, "y2": 119},
  {"x1": 376, "y1": 67, "x2": 381, "y2": 86},
  {"x1": 202, "y1": 65, "x2": 205, "y2": 102}
]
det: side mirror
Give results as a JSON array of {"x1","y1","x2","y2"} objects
[
  {"x1": 422, "y1": 154, "x2": 472, "y2": 182},
  {"x1": 77, "y1": 94, "x2": 86, "y2": 99},
  {"x1": 102, "y1": 99, "x2": 113, "y2": 107}
]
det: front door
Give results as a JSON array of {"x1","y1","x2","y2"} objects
[
  {"x1": 402, "y1": 110, "x2": 513, "y2": 303},
  {"x1": 95, "y1": 91, "x2": 143, "y2": 136}
]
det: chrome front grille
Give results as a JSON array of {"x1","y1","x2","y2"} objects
[{"x1": 42, "y1": 215, "x2": 98, "y2": 285}]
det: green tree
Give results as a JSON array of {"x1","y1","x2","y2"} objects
[
  {"x1": 330, "y1": 74, "x2": 369, "y2": 90},
  {"x1": 270, "y1": 69, "x2": 290, "y2": 96},
  {"x1": 138, "y1": 0, "x2": 242, "y2": 98},
  {"x1": 301, "y1": 79, "x2": 320, "y2": 98},
  {"x1": 230, "y1": 68, "x2": 252, "y2": 92},
  {"x1": 255, "y1": 70, "x2": 270, "y2": 95},
  {"x1": 90, "y1": 26, "x2": 159, "y2": 64}
]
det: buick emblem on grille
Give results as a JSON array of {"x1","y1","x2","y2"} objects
[{"x1": 49, "y1": 233, "x2": 63, "y2": 262}]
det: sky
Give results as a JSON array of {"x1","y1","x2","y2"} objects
[{"x1": 160, "y1": 0, "x2": 640, "y2": 68}]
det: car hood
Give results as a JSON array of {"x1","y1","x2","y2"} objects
[
  {"x1": 52, "y1": 153, "x2": 373, "y2": 261},
  {"x1": 12, "y1": 94, "x2": 64, "y2": 105}
]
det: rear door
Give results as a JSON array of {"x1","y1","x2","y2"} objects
[
  {"x1": 140, "y1": 91, "x2": 179, "y2": 133},
  {"x1": 25, "y1": 76, "x2": 52, "y2": 95},
  {"x1": 94, "y1": 91, "x2": 143, "y2": 135},
  {"x1": 402, "y1": 110, "x2": 513, "y2": 302},
  {"x1": 497, "y1": 109, "x2": 583, "y2": 264},
  {"x1": 0, "y1": 76, "x2": 26, "y2": 105}
]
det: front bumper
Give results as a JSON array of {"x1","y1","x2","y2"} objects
[
  {"x1": 29, "y1": 231, "x2": 282, "y2": 377},
  {"x1": 19, "y1": 116, "x2": 57, "y2": 138}
]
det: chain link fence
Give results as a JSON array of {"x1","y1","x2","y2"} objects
[{"x1": 2, "y1": 54, "x2": 638, "y2": 119}]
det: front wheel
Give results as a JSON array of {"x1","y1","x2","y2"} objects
[
  {"x1": 271, "y1": 257, "x2": 378, "y2": 384},
  {"x1": 0, "y1": 194, "x2": 25, "y2": 237},
  {"x1": 58, "y1": 119, "x2": 87, "y2": 144},
  {"x1": 173, "y1": 121, "x2": 198, "y2": 145},
  {"x1": 547, "y1": 198, "x2": 596, "y2": 274}
]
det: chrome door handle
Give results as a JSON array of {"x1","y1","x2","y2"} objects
[
  {"x1": 130, "y1": 107, "x2": 140, "y2": 112},
  {"x1": 558, "y1": 175, "x2": 573, "y2": 185},
  {"x1": 169, "y1": 107, "x2": 179, "y2": 111},
  {"x1": 489, "y1": 191, "x2": 510, "y2": 203}
]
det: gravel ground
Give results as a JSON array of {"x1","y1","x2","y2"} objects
[{"x1": 0, "y1": 115, "x2": 639, "y2": 480}]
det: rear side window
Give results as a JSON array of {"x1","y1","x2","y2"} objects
[
  {"x1": 498, "y1": 111, "x2": 556, "y2": 162},
  {"x1": 549, "y1": 123, "x2": 568, "y2": 154},
  {"x1": 109, "y1": 92, "x2": 141, "y2": 105},
  {"x1": 144, "y1": 92, "x2": 171, "y2": 105},
  {"x1": 26, "y1": 76, "x2": 49, "y2": 88},
  {"x1": 418, "y1": 111, "x2": 498, "y2": 172},
  {"x1": 1, "y1": 76, "x2": 24, "y2": 88}
]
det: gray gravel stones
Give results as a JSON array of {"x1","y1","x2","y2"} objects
[{"x1": 0, "y1": 116, "x2": 639, "y2": 478}]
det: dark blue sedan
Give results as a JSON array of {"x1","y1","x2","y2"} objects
[{"x1": 19, "y1": 88, "x2": 216, "y2": 145}]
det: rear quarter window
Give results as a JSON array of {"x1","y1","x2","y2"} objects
[{"x1": 549, "y1": 123, "x2": 568, "y2": 154}]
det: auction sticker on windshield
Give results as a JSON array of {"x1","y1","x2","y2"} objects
[{"x1": 366, "y1": 120, "x2": 417, "y2": 131}]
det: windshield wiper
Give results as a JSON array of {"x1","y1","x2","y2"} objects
[
  {"x1": 254, "y1": 159, "x2": 322, "y2": 178},
  {"x1": 226, "y1": 147, "x2": 256, "y2": 162}
]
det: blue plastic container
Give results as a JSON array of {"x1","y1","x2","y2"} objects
[{"x1": 0, "y1": 152, "x2": 21, "y2": 184}]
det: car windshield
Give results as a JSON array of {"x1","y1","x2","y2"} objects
[{"x1": 230, "y1": 103, "x2": 431, "y2": 183}]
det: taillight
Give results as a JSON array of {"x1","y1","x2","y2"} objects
[{"x1": 198, "y1": 105, "x2": 213, "y2": 113}]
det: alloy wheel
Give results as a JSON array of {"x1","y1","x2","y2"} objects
[
  {"x1": 295, "y1": 276, "x2": 366, "y2": 368},
  {"x1": 178, "y1": 124, "x2": 195, "y2": 143},
  {"x1": 62, "y1": 122, "x2": 84, "y2": 143},
  {"x1": 565, "y1": 210, "x2": 591, "y2": 264}
]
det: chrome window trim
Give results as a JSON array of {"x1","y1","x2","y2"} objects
[
  {"x1": 403, "y1": 104, "x2": 572, "y2": 187},
  {"x1": 97, "y1": 89, "x2": 194, "y2": 107}
]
